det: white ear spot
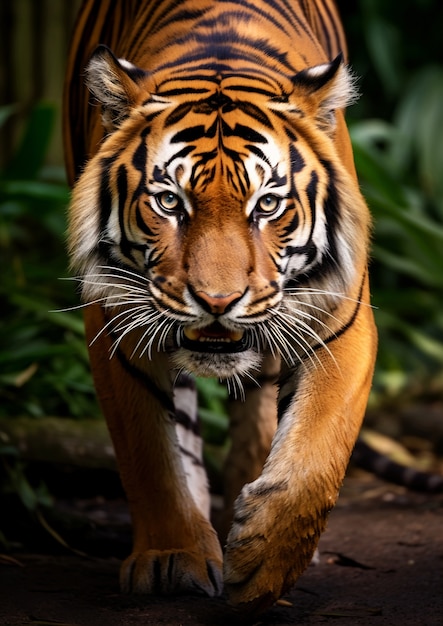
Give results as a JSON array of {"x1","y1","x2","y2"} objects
[{"x1": 117, "y1": 58, "x2": 139, "y2": 72}]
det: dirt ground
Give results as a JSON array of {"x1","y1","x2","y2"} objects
[{"x1": 1, "y1": 476, "x2": 442, "y2": 626}]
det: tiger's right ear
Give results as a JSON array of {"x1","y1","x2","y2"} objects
[{"x1": 85, "y1": 45, "x2": 147, "y2": 132}]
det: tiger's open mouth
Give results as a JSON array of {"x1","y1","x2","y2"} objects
[{"x1": 182, "y1": 322, "x2": 248, "y2": 353}]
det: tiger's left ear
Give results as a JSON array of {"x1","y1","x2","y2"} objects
[
  {"x1": 290, "y1": 54, "x2": 358, "y2": 132},
  {"x1": 86, "y1": 45, "x2": 147, "y2": 132}
]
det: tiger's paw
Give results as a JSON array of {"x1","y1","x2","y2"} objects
[
  {"x1": 223, "y1": 533, "x2": 287, "y2": 613},
  {"x1": 223, "y1": 484, "x2": 321, "y2": 612},
  {"x1": 121, "y1": 548, "x2": 223, "y2": 597}
]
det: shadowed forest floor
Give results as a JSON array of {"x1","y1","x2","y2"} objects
[{"x1": 1, "y1": 475, "x2": 442, "y2": 626}]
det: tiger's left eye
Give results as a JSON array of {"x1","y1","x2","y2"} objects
[
  {"x1": 257, "y1": 194, "x2": 281, "y2": 215},
  {"x1": 156, "y1": 191, "x2": 180, "y2": 212}
]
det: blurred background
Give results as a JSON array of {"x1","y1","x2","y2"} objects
[{"x1": 1, "y1": 0, "x2": 442, "y2": 550}]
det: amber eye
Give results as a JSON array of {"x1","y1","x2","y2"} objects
[
  {"x1": 257, "y1": 194, "x2": 281, "y2": 215},
  {"x1": 156, "y1": 191, "x2": 180, "y2": 212}
]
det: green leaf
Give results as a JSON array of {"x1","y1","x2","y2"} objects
[
  {"x1": 0, "y1": 104, "x2": 18, "y2": 128},
  {"x1": 362, "y1": 11, "x2": 402, "y2": 98},
  {"x1": 0, "y1": 180, "x2": 70, "y2": 203},
  {"x1": 2, "y1": 102, "x2": 56, "y2": 180},
  {"x1": 351, "y1": 140, "x2": 408, "y2": 207}
]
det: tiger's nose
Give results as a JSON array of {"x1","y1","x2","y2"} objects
[{"x1": 192, "y1": 289, "x2": 245, "y2": 315}]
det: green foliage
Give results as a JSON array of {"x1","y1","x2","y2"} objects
[
  {"x1": 196, "y1": 378, "x2": 230, "y2": 478},
  {"x1": 2, "y1": 455, "x2": 54, "y2": 512},
  {"x1": 342, "y1": 1, "x2": 443, "y2": 397},
  {"x1": 197, "y1": 378, "x2": 229, "y2": 443},
  {"x1": 0, "y1": 103, "x2": 99, "y2": 419}
]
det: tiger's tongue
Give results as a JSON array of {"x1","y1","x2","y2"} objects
[{"x1": 184, "y1": 322, "x2": 243, "y2": 342}]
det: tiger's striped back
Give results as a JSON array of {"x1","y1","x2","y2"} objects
[{"x1": 64, "y1": 0, "x2": 348, "y2": 185}]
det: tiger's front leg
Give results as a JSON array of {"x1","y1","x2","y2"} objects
[
  {"x1": 224, "y1": 289, "x2": 377, "y2": 611},
  {"x1": 222, "y1": 353, "x2": 279, "y2": 539},
  {"x1": 84, "y1": 304, "x2": 223, "y2": 596}
]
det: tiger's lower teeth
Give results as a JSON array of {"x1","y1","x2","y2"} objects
[
  {"x1": 183, "y1": 328, "x2": 244, "y2": 342},
  {"x1": 199, "y1": 337, "x2": 231, "y2": 342}
]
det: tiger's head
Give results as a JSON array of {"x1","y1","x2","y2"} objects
[{"x1": 68, "y1": 46, "x2": 369, "y2": 384}]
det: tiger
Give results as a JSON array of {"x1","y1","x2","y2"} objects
[{"x1": 63, "y1": 0, "x2": 377, "y2": 612}]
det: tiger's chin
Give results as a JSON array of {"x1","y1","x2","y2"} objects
[{"x1": 170, "y1": 347, "x2": 262, "y2": 381}]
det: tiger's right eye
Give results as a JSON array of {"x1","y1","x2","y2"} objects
[
  {"x1": 257, "y1": 194, "x2": 280, "y2": 214},
  {"x1": 156, "y1": 191, "x2": 180, "y2": 212}
]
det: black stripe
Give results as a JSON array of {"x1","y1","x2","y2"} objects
[
  {"x1": 196, "y1": 5, "x2": 293, "y2": 40},
  {"x1": 225, "y1": 123, "x2": 267, "y2": 143},
  {"x1": 152, "y1": 558, "x2": 162, "y2": 594},
  {"x1": 155, "y1": 41, "x2": 292, "y2": 76},
  {"x1": 315, "y1": 1, "x2": 333, "y2": 59},
  {"x1": 167, "y1": 553, "x2": 175, "y2": 584},
  {"x1": 285, "y1": 169, "x2": 318, "y2": 262},
  {"x1": 98, "y1": 158, "x2": 114, "y2": 235},
  {"x1": 279, "y1": 0, "x2": 317, "y2": 41},
  {"x1": 164, "y1": 102, "x2": 194, "y2": 127},
  {"x1": 251, "y1": 0, "x2": 299, "y2": 36},
  {"x1": 150, "y1": 7, "x2": 209, "y2": 37},
  {"x1": 179, "y1": 445, "x2": 204, "y2": 467},
  {"x1": 237, "y1": 101, "x2": 273, "y2": 128},
  {"x1": 116, "y1": 164, "x2": 132, "y2": 260},
  {"x1": 135, "y1": 201, "x2": 155, "y2": 236},
  {"x1": 317, "y1": 270, "x2": 366, "y2": 350},
  {"x1": 289, "y1": 143, "x2": 305, "y2": 173},
  {"x1": 172, "y1": 124, "x2": 206, "y2": 143},
  {"x1": 277, "y1": 392, "x2": 293, "y2": 422},
  {"x1": 248, "y1": 480, "x2": 288, "y2": 497},
  {"x1": 352, "y1": 440, "x2": 443, "y2": 494},
  {"x1": 174, "y1": 371, "x2": 196, "y2": 390},
  {"x1": 281, "y1": 203, "x2": 300, "y2": 238},
  {"x1": 319, "y1": 0, "x2": 344, "y2": 59},
  {"x1": 175, "y1": 409, "x2": 200, "y2": 436},
  {"x1": 246, "y1": 145, "x2": 271, "y2": 166},
  {"x1": 322, "y1": 159, "x2": 341, "y2": 270},
  {"x1": 115, "y1": 346, "x2": 175, "y2": 414},
  {"x1": 285, "y1": 160, "x2": 340, "y2": 282},
  {"x1": 131, "y1": 127, "x2": 149, "y2": 172},
  {"x1": 306, "y1": 169, "x2": 319, "y2": 240}
]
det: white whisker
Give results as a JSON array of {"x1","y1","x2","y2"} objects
[
  {"x1": 257, "y1": 324, "x2": 279, "y2": 360},
  {"x1": 225, "y1": 373, "x2": 245, "y2": 402},
  {"x1": 269, "y1": 311, "x2": 329, "y2": 371},
  {"x1": 130, "y1": 324, "x2": 154, "y2": 359},
  {"x1": 120, "y1": 311, "x2": 165, "y2": 358},
  {"x1": 283, "y1": 299, "x2": 342, "y2": 325},
  {"x1": 267, "y1": 318, "x2": 306, "y2": 367},
  {"x1": 283, "y1": 285, "x2": 373, "y2": 309},
  {"x1": 157, "y1": 319, "x2": 176, "y2": 352},
  {"x1": 89, "y1": 304, "x2": 153, "y2": 347},
  {"x1": 142, "y1": 316, "x2": 173, "y2": 360},
  {"x1": 242, "y1": 368, "x2": 260, "y2": 389},
  {"x1": 74, "y1": 277, "x2": 148, "y2": 296},
  {"x1": 98, "y1": 264, "x2": 149, "y2": 279},
  {"x1": 51, "y1": 300, "x2": 104, "y2": 313},
  {"x1": 278, "y1": 308, "x2": 336, "y2": 344},
  {"x1": 107, "y1": 307, "x2": 163, "y2": 358},
  {"x1": 274, "y1": 315, "x2": 327, "y2": 372}
]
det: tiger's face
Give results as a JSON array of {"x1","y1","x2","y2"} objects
[{"x1": 69, "y1": 47, "x2": 366, "y2": 383}]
